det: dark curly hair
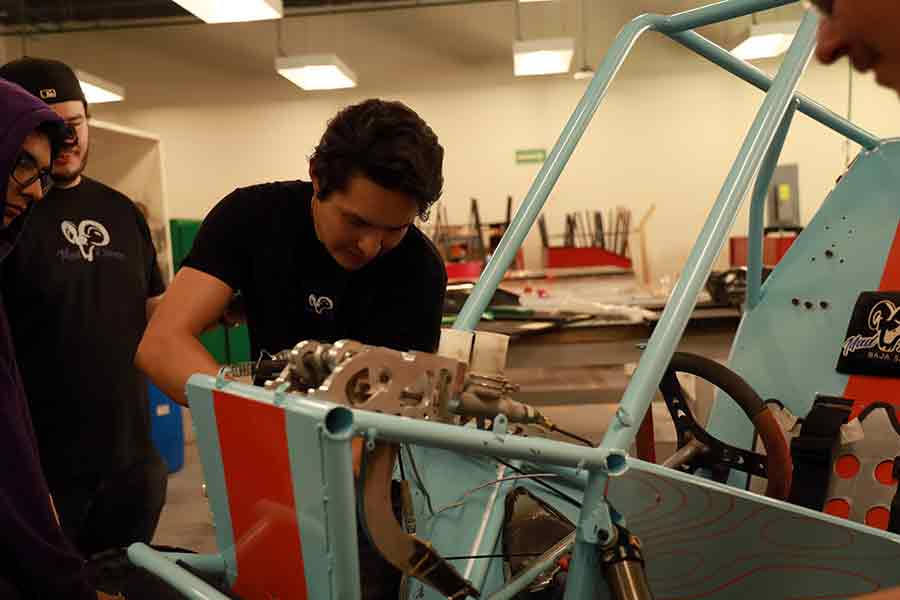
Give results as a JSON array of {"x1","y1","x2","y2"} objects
[{"x1": 310, "y1": 99, "x2": 444, "y2": 219}]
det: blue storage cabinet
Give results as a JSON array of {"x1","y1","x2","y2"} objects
[{"x1": 149, "y1": 382, "x2": 184, "y2": 473}]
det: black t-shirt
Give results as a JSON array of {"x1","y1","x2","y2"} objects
[
  {"x1": 183, "y1": 180, "x2": 446, "y2": 360},
  {"x1": 0, "y1": 176, "x2": 165, "y2": 487}
]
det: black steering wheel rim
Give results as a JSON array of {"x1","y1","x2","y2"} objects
[{"x1": 659, "y1": 352, "x2": 792, "y2": 500}]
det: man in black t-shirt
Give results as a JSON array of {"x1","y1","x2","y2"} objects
[
  {"x1": 137, "y1": 99, "x2": 445, "y2": 600},
  {"x1": 0, "y1": 57, "x2": 168, "y2": 558},
  {"x1": 137, "y1": 98, "x2": 446, "y2": 405}
]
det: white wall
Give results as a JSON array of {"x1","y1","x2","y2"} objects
[{"x1": 12, "y1": 7, "x2": 900, "y2": 279}]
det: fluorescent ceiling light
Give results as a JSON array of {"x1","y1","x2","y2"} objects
[
  {"x1": 276, "y1": 54, "x2": 357, "y2": 91},
  {"x1": 731, "y1": 22, "x2": 798, "y2": 61},
  {"x1": 573, "y1": 66, "x2": 595, "y2": 80},
  {"x1": 513, "y1": 38, "x2": 574, "y2": 77},
  {"x1": 75, "y1": 69, "x2": 124, "y2": 103},
  {"x1": 172, "y1": 0, "x2": 282, "y2": 23}
]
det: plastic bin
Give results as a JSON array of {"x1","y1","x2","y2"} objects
[{"x1": 148, "y1": 382, "x2": 184, "y2": 473}]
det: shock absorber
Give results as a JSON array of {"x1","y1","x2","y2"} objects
[{"x1": 600, "y1": 526, "x2": 654, "y2": 600}]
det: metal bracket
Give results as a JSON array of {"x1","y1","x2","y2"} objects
[
  {"x1": 492, "y1": 414, "x2": 509, "y2": 436},
  {"x1": 615, "y1": 406, "x2": 634, "y2": 428},
  {"x1": 215, "y1": 366, "x2": 232, "y2": 390},
  {"x1": 272, "y1": 382, "x2": 290, "y2": 407},
  {"x1": 365, "y1": 427, "x2": 378, "y2": 452},
  {"x1": 577, "y1": 496, "x2": 615, "y2": 545}
]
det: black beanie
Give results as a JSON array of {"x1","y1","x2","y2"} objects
[{"x1": 0, "y1": 57, "x2": 86, "y2": 105}]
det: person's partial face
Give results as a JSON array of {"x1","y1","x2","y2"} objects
[
  {"x1": 312, "y1": 174, "x2": 418, "y2": 271},
  {"x1": 49, "y1": 100, "x2": 89, "y2": 187},
  {"x1": 816, "y1": 1, "x2": 900, "y2": 94},
  {"x1": 5, "y1": 131, "x2": 52, "y2": 226}
]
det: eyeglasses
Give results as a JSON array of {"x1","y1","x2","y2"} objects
[
  {"x1": 10, "y1": 152, "x2": 54, "y2": 196},
  {"x1": 809, "y1": 0, "x2": 833, "y2": 15}
]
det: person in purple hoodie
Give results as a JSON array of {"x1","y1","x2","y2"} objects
[{"x1": 0, "y1": 78, "x2": 116, "y2": 600}]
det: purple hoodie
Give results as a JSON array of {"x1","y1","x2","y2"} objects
[{"x1": 0, "y1": 78, "x2": 95, "y2": 599}]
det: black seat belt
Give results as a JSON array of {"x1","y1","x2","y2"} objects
[{"x1": 788, "y1": 395, "x2": 854, "y2": 510}]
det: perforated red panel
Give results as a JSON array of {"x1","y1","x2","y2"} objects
[
  {"x1": 835, "y1": 455, "x2": 860, "y2": 480},
  {"x1": 874, "y1": 460, "x2": 897, "y2": 486},
  {"x1": 865, "y1": 507, "x2": 891, "y2": 530},
  {"x1": 823, "y1": 498, "x2": 851, "y2": 519}
]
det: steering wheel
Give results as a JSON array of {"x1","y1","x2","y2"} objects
[{"x1": 659, "y1": 352, "x2": 793, "y2": 500}]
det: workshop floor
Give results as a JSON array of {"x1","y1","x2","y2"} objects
[{"x1": 153, "y1": 443, "x2": 217, "y2": 553}]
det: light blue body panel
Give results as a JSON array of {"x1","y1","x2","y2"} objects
[
  {"x1": 708, "y1": 141, "x2": 900, "y2": 451},
  {"x1": 403, "y1": 447, "x2": 515, "y2": 600},
  {"x1": 406, "y1": 446, "x2": 900, "y2": 600}
]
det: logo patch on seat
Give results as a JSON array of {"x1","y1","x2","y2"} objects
[{"x1": 838, "y1": 292, "x2": 900, "y2": 377}]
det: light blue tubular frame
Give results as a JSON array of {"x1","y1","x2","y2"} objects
[
  {"x1": 128, "y1": 544, "x2": 230, "y2": 600},
  {"x1": 746, "y1": 103, "x2": 797, "y2": 310},
  {"x1": 603, "y1": 11, "x2": 819, "y2": 452},
  {"x1": 450, "y1": 0, "x2": 880, "y2": 597},
  {"x1": 139, "y1": 2, "x2": 889, "y2": 599}
]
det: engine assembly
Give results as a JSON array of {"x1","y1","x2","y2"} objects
[{"x1": 262, "y1": 333, "x2": 550, "y2": 429}]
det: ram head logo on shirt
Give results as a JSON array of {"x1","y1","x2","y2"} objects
[
  {"x1": 308, "y1": 294, "x2": 334, "y2": 315},
  {"x1": 61, "y1": 219, "x2": 110, "y2": 263}
]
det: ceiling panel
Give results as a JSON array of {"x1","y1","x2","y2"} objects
[
  {"x1": 0, "y1": 0, "x2": 807, "y2": 94},
  {"x1": 1, "y1": 0, "x2": 408, "y2": 27},
  {"x1": 2, "y1": 1, "x2": 803, "y2": 27}
]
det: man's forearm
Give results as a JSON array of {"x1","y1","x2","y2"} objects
[
  {"x1": 136, "y1": 332, "x2": 220, "y2": 407},
  {"x1": 145, "y1": 294, "x2": 164, "y2": 322}
]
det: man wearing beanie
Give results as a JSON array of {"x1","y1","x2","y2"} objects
[{"x1": 0, "y1": 57, "x2": 168, "y2": 558}]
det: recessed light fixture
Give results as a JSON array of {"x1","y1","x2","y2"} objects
[
  {"x1": 732, "y1": 22, "x2": 798, "y2": 61},
  {"x1": 172, "y1": 0, "x2": 283, "y2": 24},
  {"x1": 573, "y1": 66, "x2": 595, "y2": 80},
  {"x1": 275, "y1": 54, "x2": 357, "y2": 91},
  {"x1": 513, "y1": 38, "x2": 575, "y2": 77},
  {"x1": 573, "y1": 0, "x2": 594, "y2": 81},
  {"x1": 75, "y1": 69, "x2": 125, "y2": 103}
]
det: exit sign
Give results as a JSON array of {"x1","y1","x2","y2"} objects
[{"x1": 516, "y1": 148, "x2": 546, "y2": 164}]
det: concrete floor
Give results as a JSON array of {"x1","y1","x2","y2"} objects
[{"x1": 153, "y1": 443, "x2": 217, "y2": 553}]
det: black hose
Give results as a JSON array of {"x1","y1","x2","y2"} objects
[
  {"x1": 548, "y1": 424, "x2": 594, "y2": 447},
  {"x1": 495, "y1": 458, "x2": 582, "y2": 509}
]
